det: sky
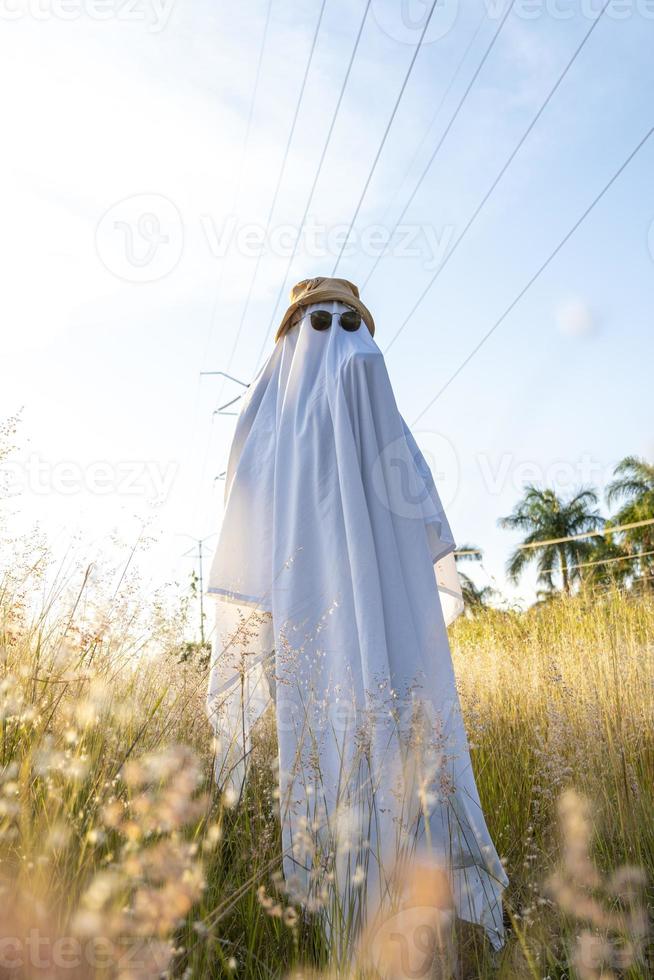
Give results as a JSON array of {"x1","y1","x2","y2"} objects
[{"x1": 1, "y1": 0, "x2": 653, "y2": 618}]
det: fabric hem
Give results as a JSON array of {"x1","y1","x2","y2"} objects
[{"x1": 207, "y1": 586, "x2": 272, "y2": 613}]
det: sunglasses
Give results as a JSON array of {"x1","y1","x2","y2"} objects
[{"x1": 310, "y1": 309, "x2": 361, "y2": 332}]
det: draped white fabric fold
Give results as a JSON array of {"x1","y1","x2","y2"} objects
[{"x1": 206, "y1": 302, "x2": 507, "y2": 949}]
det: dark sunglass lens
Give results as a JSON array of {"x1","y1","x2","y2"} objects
[
  {"x1": 340, "y1": 311, "x2": 361, "y2": 332},
  {"x1": 310, "y1": 311, "x2": 332, "y2": 331}
]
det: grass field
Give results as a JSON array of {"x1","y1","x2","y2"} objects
[{"x1": 0, "y1": 544, "x2": 652, "y2": 978}]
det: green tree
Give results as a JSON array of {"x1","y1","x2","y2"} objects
[
  {"x1": 499, "y1": 486, "x2": 603, "y2": 594},
  {"x1": 578, "y1": 533, "x2": 632, "y2": 590},
  {"x1": 454, "y1": 545, "x2": 496, "y2": 613},
  {"x1": 606, "y1": 456, "x2": 654, "y2": 585}
]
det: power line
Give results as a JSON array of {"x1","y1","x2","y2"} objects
[
  {"x1": 384, "y1": 0, "x2": 611, "y2": 355},
  {"x1": 188, "y1": 0, "x2": 273, "y2": 530},
  {"x1": 194, "y1": 5, "x2": 329, "y2": 537},
  {"x1": 356, "y1": 9, "x2": 489, "y2": 284},
  {"x1": 195, "y1": 0, "x2": 372, "y2": 528},
  {"x1": 516, "y1": 517, "x2": 654, "y2": 551},
  {"x1": 226, "y1": 0, "x2": 329, "y2": 377},
  {"x1": 541, "y1": 548, "x2": 654, "y2": 576},
  {"x1": 411, "y1": 123, "x2": 654, "y2": 427},
  {"x1": 199, "y1": 0, "x2": 273, "y2": 374},
  {"x1": 331, "y1": 0, "x2": 440, "y2": 276},
  {"x1": 238, "y1": 1, "x2": 273, "y2": 174},
  {"x1": 362, "y1": 0, "x2": 516, "y2": 290},
  {"x1": 254, "y1": 0, "x2": 373, "y2": 368}
]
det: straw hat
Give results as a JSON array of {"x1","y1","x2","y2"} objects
[{"x1": 275, "y1": 277, "x2": 375, "y2": 342}]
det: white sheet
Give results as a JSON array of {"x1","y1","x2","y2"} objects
[{"x1": 206, "y1": 302, "x2": 507, "y2": 949}]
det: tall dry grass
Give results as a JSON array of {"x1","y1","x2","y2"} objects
[
  {"x1": 0, "y1": 532, "x2": 652, "y2": 977},
  {"x1": 450, "y1": 592, "x2": 653, "y2": 976}
]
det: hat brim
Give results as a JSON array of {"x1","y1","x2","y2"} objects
[{"x1": 275, "y1": 288, "x2": 375, "y2": 342}]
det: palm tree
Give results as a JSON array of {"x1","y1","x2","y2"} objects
[
  {"x1": 581, "y1": 533, "x2": 632, "y2": 590},
  {"x1": 454, "y1": 545, "x2": 496, "y2": 613},
  {"x1": 606, "y1": 456, "x2": 654, "y2": 584},
  {"x1": 499, "y1": 486, "x2": 604, "y2": 594}
]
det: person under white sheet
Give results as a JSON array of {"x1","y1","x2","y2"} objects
[{"x1": 206, "y1": 277, "x2": 507, "y2": 951}]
